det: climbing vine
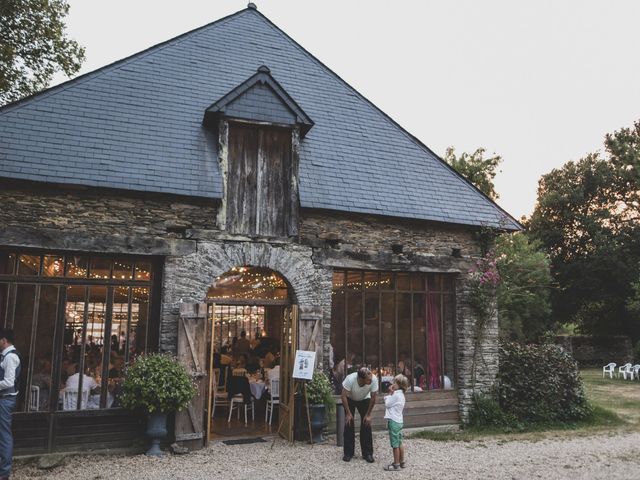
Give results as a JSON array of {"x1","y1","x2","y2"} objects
[{"x1": 468, "y1": 251, "x2": 500, "y2": 391}]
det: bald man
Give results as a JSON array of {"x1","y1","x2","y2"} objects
[{"x1": 341, "y1": 367, "x2": 378, "y2": 463}]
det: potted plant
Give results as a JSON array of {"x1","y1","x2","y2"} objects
[
  {"x1": 306, "y1": 370, "x2": 335, "y2": 443},
  {"x1": 120, "y1": 353, "x2": 196, "y2": 456}
]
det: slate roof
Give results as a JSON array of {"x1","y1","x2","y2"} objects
[{"x1": 0, "y1": 6, "x2": 520, "y2": 230}]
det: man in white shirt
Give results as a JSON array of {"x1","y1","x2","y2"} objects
[
  {"x1": 0, "y1": 329, "x2": 20, "y2": 480},
  {"x1": 341, "y1": 367, "x2": 378, "y2": 463}
]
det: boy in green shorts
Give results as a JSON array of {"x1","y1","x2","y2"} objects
[{"x1": 383, "y1": 374, "x2": 408, "y2": 471}]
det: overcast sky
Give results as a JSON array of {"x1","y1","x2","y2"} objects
[{"x1": 53, "y1": 0, "x2": 640, "y2": 219}]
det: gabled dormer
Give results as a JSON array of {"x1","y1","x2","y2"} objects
[{"x1": 205, "y1": 66, "x2": 313, "y2": 238}]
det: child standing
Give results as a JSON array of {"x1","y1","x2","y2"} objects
[{"x1": 383, "y1": 374, "x2": 408, "y2": 471}]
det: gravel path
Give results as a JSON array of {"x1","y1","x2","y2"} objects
[{"x1": 14, "y1": 431, "x2": 640, "y2": 480}]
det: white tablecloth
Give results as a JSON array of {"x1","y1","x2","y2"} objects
[{"x1": 249, "y1": 380, "x2": 266, "y2": 399}]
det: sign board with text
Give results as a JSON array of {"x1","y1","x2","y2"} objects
[{"x1": 292, "y1": 350, "x2": 316, "y2": 380}]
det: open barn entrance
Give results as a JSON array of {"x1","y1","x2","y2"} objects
[{"x1": 204, "y1": 266, "x2": 296, "y2": 441}]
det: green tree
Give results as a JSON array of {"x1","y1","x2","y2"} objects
[
  {"x1": 528, "y1": 121, "x2": 640, "y2": 339},
  {"x1": 0, "y1": 0, "x2": 84, "y2": 105},
  {"x1": 495, "y1": 232, "x2": 552, "y2": 342},
  {"x1": 444, "y1": 147, "x2": 502, "y2": 200}
]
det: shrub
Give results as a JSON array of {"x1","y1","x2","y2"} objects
[
  {"x1": 497, "y1": 342, "x2": 592, "y2": 423},
  {"x1": 120, "y1": 353, "x2": 196, "y2": 414},
  {"x1": 468, "y1": 393, "x2": 521, "y2": 430},
  {"x1": 307, "y1": 371, "x2": 335, "y2": 413}
]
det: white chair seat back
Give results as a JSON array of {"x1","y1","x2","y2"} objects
[
  {"x1": 270, "y1": 378, "x2": 280, "y2": 399},
  {"x1": 63, "y1": 388, "x2": 89, "y2": 410}
]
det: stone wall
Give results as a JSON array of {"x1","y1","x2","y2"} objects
[
  {"x1": 0, "y1": 184, "x2": 500, "y2": 423},
  {"x1": 554, "y1": 335, "x2": 634, "y2": 367}
]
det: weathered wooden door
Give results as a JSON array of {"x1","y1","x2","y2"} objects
[
  {"x1": 226, "y1": 123, "x2": 292, "y2": 237},
  {"x1": 278, "y1": 304, "x2": 298, "y2": 442},
  {"x1": 175, "y1": 303, "x2": 208, "y2": 451}
]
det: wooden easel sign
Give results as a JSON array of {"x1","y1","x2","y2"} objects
[{"x1": 292, "y1": 350, "x2": 316, "y2": 380}]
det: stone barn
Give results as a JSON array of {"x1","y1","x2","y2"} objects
[{"x1": 0, "y1": 4, "x2": 519, "y2": 452}]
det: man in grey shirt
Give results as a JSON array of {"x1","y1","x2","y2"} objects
[{"x1": 341, "y1": 367, "x2": 379, "y2": 463}]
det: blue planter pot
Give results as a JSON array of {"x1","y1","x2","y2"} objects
[
  {"x1": 310, "y1": 404, "x2": 327, "y2": 443},
  {"x1": 145, "y1": 411, "x2": 168, "y2": 456}
]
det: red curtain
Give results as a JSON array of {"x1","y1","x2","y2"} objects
[{"x1": 427, "y1": 294, "x2": 441, "y2": 389}]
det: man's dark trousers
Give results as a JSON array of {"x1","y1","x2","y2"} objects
[{"x1": 343, "y1": 398, "x2": 373, "y2": 458}]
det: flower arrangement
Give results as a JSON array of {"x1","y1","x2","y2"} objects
[{"x1": 119, "y1": 353, "x2": 196, "y2": 414}]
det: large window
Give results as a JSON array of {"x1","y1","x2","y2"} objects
[
  {"x1": 0, "y1": 250, "x2": 158, "y2": 413},
  {"x1": 330, "y1": 270, "x2": 455, "y2": 393}
]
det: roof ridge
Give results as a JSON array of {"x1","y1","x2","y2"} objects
[
  {"x1": 250, "y1": 9, "x2": 521, "y2": 230},
  {"x1": 0, "y1": 7, "x2": 251, "y2": 115}
]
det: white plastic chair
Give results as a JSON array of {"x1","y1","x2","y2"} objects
[
  {"x1": 29, "y1": 385, "x2": 40, "y2": 412},
  {"x1": 619, "y1": 363, "x2": 633, "y2": 380},
  {"x1": 265, "y1": 378, "x2": 280, "y2": 425},
  {"x1": 603, "y1": 363, "x2": 616, "y2": 378},
  {"x1": 632, "y1": 365, "x2": 640, "y2": 381},
  {"x1": 63, "y1": 388, "x2": 89, "y2": 410}
]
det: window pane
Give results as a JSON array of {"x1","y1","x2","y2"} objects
[
  {"x1": 113, "y1": 259, "x2": 134, "y2": 281},
  {"x1": 411, "y1": 273, "x2": 425, "y2": 292},
  {"x1": 364, "y1": 272, "x2": 379, "y2": 291},
  {"x1": 111, "y1": 287, "x2": 129, "y2": 356},
  {"x1": 0, "y1": 253, "x2": 15, "y2": 275},
  {"x1": 30, "y1": 285, "x2": 59, "y2": 412},
  {"x1": 63, "y1": 286, "x2": 87, "y2": 410},
  {"x1": 331, "y1": 271, "x2": 345, "y2": 289},
  {"x1": 66, "y1": 256, "x2": 89, "y2": 278},
  {"x1": 397, "y1": 293, "x2": 412, "y2": 388},
  {"x1": 109, "y1": 287, "x2": 128, "y2": 408},
  {"x1": 13, "y1": 284, "x2": 36, "y2": 412},
  {"x1": 346, "y1": 271, "x2": 361, "y2": 290},
  {"x1": 42, "y1": 255, "x2": 64, "y2": 277},
  {"x1": 18, "y1": 255, "x2": 40, "y2": 276},
  {"x1": 413, "y1": 294, "x2": 427, "y2": 390},
  {"x1": 134, "y1": 261, "x2": 152, "y2": 281},
  {"x1": 443, "y1": 294, "x2": 455, "y2": 390},
  {"x1": 380, "y1": 292, "x2": 395, "y2": 385},
  {"x1": 346, "y1": 291, "x2": 362, "y2": 372},
  {"x1": 330, "y1": 287, "x2": 345, "y2": 393},
  {"x1": 379, "y1": 272, "x2": 394, "y2": 291},
  {"x1": 364, "y1": 292, "x2": 379, "y2": 374},
  {"x1": 131, "y1": 287, "x2": 149, "y2": 359},
  {"x1": 397, "y1": 273, "x2": 411, "y2": 291},
  {"x1": 0, "y1": 284, "x2": 8, "y2": 328},
  {"x1": 90, "y1": 258, "x2": 111, "y2": 280},
  {"x1": 426, "y1": 293, "x2": 443, "y2": 389}
]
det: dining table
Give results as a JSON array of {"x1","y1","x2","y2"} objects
[{"x1": 248, "y1": 377, "x2": 266, "y2": 400}]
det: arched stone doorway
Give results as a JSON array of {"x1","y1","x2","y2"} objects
[{"x1": 162, "y1": 242, "x2": 332, "y2": 360}]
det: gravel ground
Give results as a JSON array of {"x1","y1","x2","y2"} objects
[{"x1": 13, "y1": 431, "x2": 640, "y2": 480}]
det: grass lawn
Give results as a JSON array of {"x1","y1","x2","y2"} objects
[
  {"x1": 410, "y1": 367, "x2": 639, "y2": 442},
  {"x1": 581, "y1": 368, "x2": 640, "y2": 427}
]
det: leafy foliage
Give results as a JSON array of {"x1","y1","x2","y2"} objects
[
  {"x1": 496, "y1": 233, "x2": 553, "y2": 342},
  {"x1": 468, "y1": 393, "x2": 521, "y2": 430},
  {"x1": 307, "y1": 371, "x2": 335, "y2": 413},
  {"x1": 0, "y1": 0, "x2": 85, "y2": 105},
  {"x1": 444, "y1": 146, "x2": 502, "y2": 200},
  {"x1": 120, "y1": 353, "x2": 196, "y2": 414},
  {"x1": 498, "y1": 342, "x2": 592, "y2": 423},
  {"x1": 528, "y1": 120, "x2": 640, "y2": 340}
]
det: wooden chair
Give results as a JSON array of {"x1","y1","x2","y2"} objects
[
  {"x1": 227, "y1": 373, "x2": 255, "y2": 425},
  {"x1": 211, "y1": 367, "x2": 230, "y2": 418},
  {"x1": 265, "y1": 378, "x2": 280, "y2": 425}
]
